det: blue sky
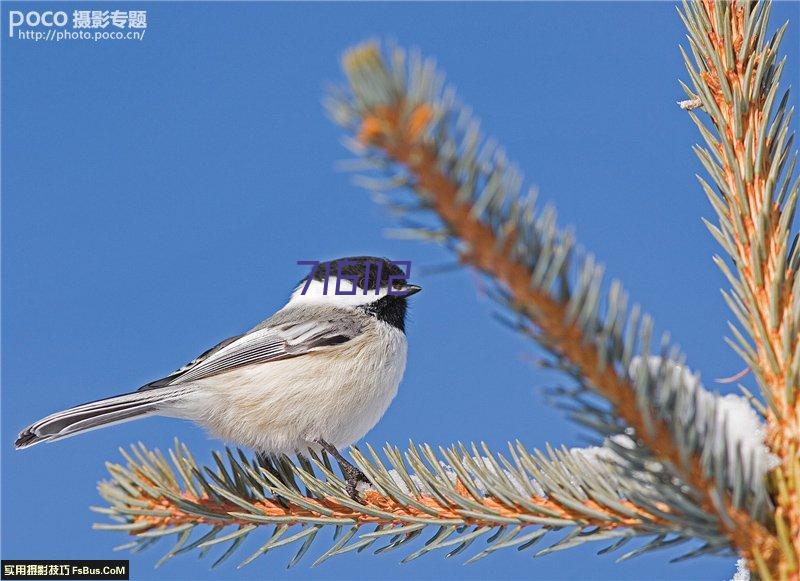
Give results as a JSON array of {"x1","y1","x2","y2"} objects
[{"x1": 2, "y1": 2, "x2": 798, "y2": 580}]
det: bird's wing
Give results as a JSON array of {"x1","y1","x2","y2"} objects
[
  {"x1": 138, "y1": 310, "x2": 364, "y2": 390},
  {"x1": 137, "y1": 335, "x2": 244, "y2": 390}
]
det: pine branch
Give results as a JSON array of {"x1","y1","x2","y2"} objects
[
  {"x1": 677, "y1": 0, "x2": 799, "y2": 574},
  {"x1": 95, "y1": 439, "x2": 724, "y2": 568},
  {"x1": 325, "y1": 41, "x2": 782, "y2": 573}
]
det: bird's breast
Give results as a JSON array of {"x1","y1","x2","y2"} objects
[{"x1": 171, "y1": 322, "x2": 408, "y2": 454}]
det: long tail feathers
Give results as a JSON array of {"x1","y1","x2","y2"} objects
[{"x1": 15, "y1": 388, "x2": 185, "y2": 449}]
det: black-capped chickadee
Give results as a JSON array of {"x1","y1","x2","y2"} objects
[{"x1": 15, "y1": 256, "x2": 421, "y2": 498}]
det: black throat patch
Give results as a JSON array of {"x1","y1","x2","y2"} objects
[{"x1": 361, "y1": 295, "x2": 408, "y2": 333}]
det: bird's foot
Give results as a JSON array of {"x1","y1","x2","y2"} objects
[
  {"x1": 316, "y1": 439, "x2": 370, "y2": 503},
  {"x1": 342, "y1": 464, "x2": 371, "y2": 503}
]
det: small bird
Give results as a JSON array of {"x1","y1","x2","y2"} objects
[{"x1": 15, "y1": 256, "x2": 421, "y2": 498}]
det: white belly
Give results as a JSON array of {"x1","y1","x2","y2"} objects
[{"x1": 166, "y1": 322, "x2": 407, "y2": 455}]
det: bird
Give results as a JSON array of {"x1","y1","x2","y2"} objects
[{"x1": 15, "y1": 256, "x2": 421, "y2": 499}]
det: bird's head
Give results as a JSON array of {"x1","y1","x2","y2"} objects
[{"x1": 288, "y1": 256, "x2": 422, "y2": 331}]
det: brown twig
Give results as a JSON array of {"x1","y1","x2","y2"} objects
[{"x1": 120, "y1": 483, "x2": 666, "y2": 534}]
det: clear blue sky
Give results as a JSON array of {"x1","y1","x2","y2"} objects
[{"x1": 2, "y1": 2, "x2": 798, "y2": 580}]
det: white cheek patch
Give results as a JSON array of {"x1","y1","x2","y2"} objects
[{"x1": 288, "y1": 277, "x2": 390, "y2": 307}]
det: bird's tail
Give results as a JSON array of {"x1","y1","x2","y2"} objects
[{"x1": 15, "y1": 388, "x2": 187, "y2": 449}]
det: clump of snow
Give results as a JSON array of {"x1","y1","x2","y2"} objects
[
  {"x1": 476, "y1": 456, "x2": 546, "y2": 497},
  {"x1": 385, "y1": 468, "x2": 438, "y2": 495},
  {"x1": 731, "y1": 558, "x2": 750, "y2": 581},
  {"x1": 629, "y1": 356, "x2": 778, "y2": 490},
  {"x1": 574, "y1": 434, "x2": 634, "y2": 463},
  {"x1": 356, "y1": 480, "x2": 378, "y2": 494}
]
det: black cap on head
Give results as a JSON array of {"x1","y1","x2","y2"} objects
[
  {"x1": 309, "y1": 256, "x2": 419, "y2": 294},
  {"x1": 304, "y1": 256, "x2": 421, "y2": 332}
]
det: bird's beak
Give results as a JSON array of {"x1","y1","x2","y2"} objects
[{"x1": 401, "y1": 284, "x2": 422, "y2": 297}]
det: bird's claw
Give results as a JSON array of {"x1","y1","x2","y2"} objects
[
  {"x1": 342, "y1": 465, "x2": 370, "y2": 503},
  {"x1": 316, "y1": 439, "x2": 371, "y2": 503}
]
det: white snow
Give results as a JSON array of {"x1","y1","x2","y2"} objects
[
  {"x1": 732, "y1": 558, "x2": 750, "y2": 580},
  {"x1": 629, "y1": 356, "x2": 778, "y2": 490}
]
